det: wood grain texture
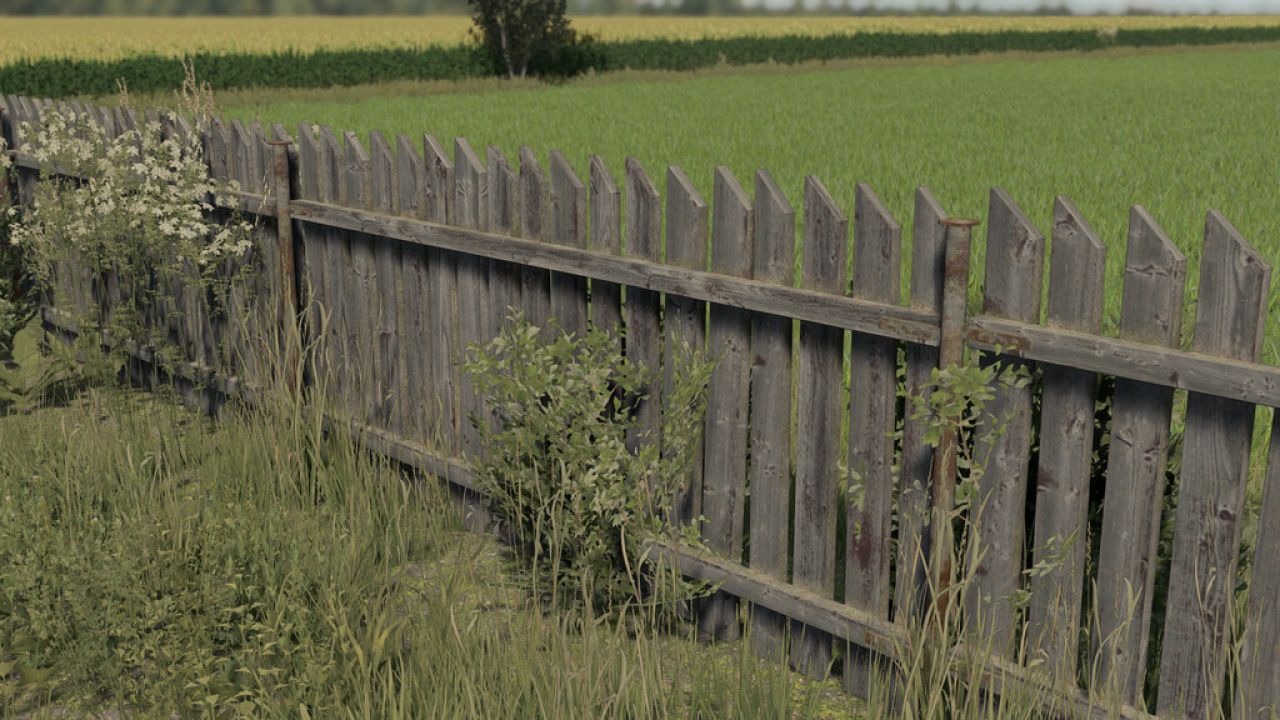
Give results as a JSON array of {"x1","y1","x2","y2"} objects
[
  {"x1": 343, "y1": 130, "x2": 378, "y2": 425},
  {"x1": 699, "y1": 166, "x2": 754, "y2": 642},
  {"x1": 396, "y1": 133, "x2": 431, "y2": 443},
  {"x1": 1238, "y1": 419, "x2": 1280, "y2": 720},
  {"x1": 792, "y1": 175, "x2": 847, "y2": 680},
  {"x1": 317, "y1": 127, "x2": 349, "y2": 413},
  {"x1": 1025, "y1": 196, "x2": 1105, "y2": 678},
  {"x1": 966, "y1": 186, "x2": 1044, "y2": 658},
  {"x1": 624, "y1": 158, "x2": 663, "y2": 457},
  {"x1": 747, "y1": 169, "x2": 796, "y2": 665},
  {"x1": 895, "y1": 187, "x2": 947, "y2": 621},
  {"x1": 844, "y1": 182, "x2": 901, "y2": 698},
  {"x1": 518, "y1": 147, "x2": 552, "y2": 339},
  {"x1": 550, "y1": 150, "x2": 589, "y2": 338},
  {"x1": 423, "y1": 134, "x2": 458, "y2": 454},
  {"x1": 295, "y1": 125, "x2": 328, "y2": 400},
  {"x1": 454, "y1": 137, "x2": 490, "y2": 462},
  {"x1": 1092, "y1": 206, "x2": 1185, "y2": 705},
  {"x1": 664, "y1": 165, "x2": 709, "y2": 530},
  {"x1": 1158, "y1": 211, "x2": 1270, "y2": 720},
  {"x1": 486, "y1": 145, "x2": 521, "y2": 338},
  {"x1": 588, "y1": 156, "x2": 622, "y2": 339},
  {"x1": 369, "y1": 130, "x2": 403, "y2": 433}
]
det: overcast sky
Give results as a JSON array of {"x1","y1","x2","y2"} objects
[{"x1": 736, "y1": 0, "x2": 1280, "y2": 11}]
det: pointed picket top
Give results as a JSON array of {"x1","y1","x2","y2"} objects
[
  {"x1": 712, "y1": 166, "x2": 753, "y2": 280},
  {"x1": 95, "y1": 105, "x2": 115, "y2": 139},
  {"x1": 295, "y1": 123, "x2": 320, "y2": 201},
  {"x1": 229, "y1": 119, "x2": 256, "y2": 191},
  {"x1": 802, "y1": 175, "x2": 848, "y2": 294},
  {"x1": 625, "y1": 158, "x2": 661, "y2": 262},
  {"x1": 343, "y1": 130, "x2": 371, "y2": 209},
  {"x1": 752, "y1": 170, "x2": 795, "y2": 286},
  {"x1": 317, "y1": 126, "x2": 343, "y2": 204},
  {"x1": 487, "y1": 145, "x2": 518, "y2": 234},
  {"x1": 910, "y1": 187, "x2": 948, "y2": 310},
  {"x1": 172, "y1": 113, "x2": 196, "y2": 143},
  {"x1": 422, "y1": 133, "x2": 453, "y2": 223},
  {"x1": 983, "y1": 187, "x2": 1045, "y2": 322},
  {"x1": 1193, "y1": 210, "x2": 1271, "y2": 360},
  {"x1": 396, "y1": 134, "x2": 425, "y2": 219},
  {"x1": 853, "y1": 182, "x2": 901, "y2": 302},
  {"x1": 666, "y1": 165, "x2": 708, "y2": 270},
  {"x1": 588, "y1": 155, "x2": 620, "y2": 254},
  {"x1": 1047, "y1": 196, "x2": 1106, "y2": 330},
  {"x1": 451, "y1": 137, "x2": 486, "y2": 231},
  {"x1": 1120, "y1": 206, "x2": 1185, "y2": 345},
  {"x1": 518, "y1": 146, "x2": 548, "y2": 242},
  {"x1": 551, "y1": 149, "x2": 587, "y2": 250},
  {"x1": 208, "y1": 116, "x2": 232, "y2": 181},
  {"x1": 369, "y1": 130, "x2": 394, "y2": 211}
]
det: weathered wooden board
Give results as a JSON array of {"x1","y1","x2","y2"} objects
[
  {"x1": 318, "y1": 127, "x2": 350, "y2": 412},
  {"x1": 699, "y1": 166, "x2": 754, "y2": 642},
  {"x1": 664, "y1": 165, "x2": 708, "y2": 529},
  {"x1": 423, "y1": 133, "x2": 458, "y2": 453},
  {"x1": 588, "y1": 155, "x2": 622, "y2": 339},
  {"x1": 1025, "y1": 196, "x2": 1106, "y2": 678},
  {"x1": 518, "y1": 147, "x2": 552, "y2": 339},
  {"x1": 342, "y1": 131, "x2": 379, "y2": 425},
  {"x1": 895, "y1": 187, "x2": 948, "y2": 620},
  {"x1": 1239, "y1": 418, "x2": 1280, "y2": 720},
  {"x1": 550, "y1": 150, "x2": 589, "y2": 339},
  {"x1": 396, "y1": 134, "x2": 431, "y2": 443},
  {"x1": 792, "y1": 175, "x2": 847, "y2": 680},
  {"x1": 966, "y1": 187, "x2": 1044, "y2": 658},
  {"x1": 453, "y1": 138, "x2": 489, "y2": 462},
  {"x1": 296, "y1": 124, "x2": 329, "y2": 400},
  {"x1": 844, "y1": 182, "x2": 901, "y2": 698},
  {"x1": 369, "y1": 131, "x2": 403, "y2": 433},
  {"x1": 746, "y1": 169, "x2": 796, "y2": 664},
  {"x1": 624, "y1": 158, "x2": 663, "y2": 457},
  {"x1": 1158, "y1": 211, "x2": 1270, "y2": 719},
  {"x1": 486, "y1": 145, "x2": 521, "y2": 338}
]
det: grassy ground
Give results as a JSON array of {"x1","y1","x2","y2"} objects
[
  {"x1": 0, "y1": 322, "x2": 856, "y2": 720},
  {"x1": 9, "y1": 14, "x2": 1280, "y2": 64}
]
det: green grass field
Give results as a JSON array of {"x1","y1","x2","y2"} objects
[{"x1": 226, "y1": 44, "x2": 1280, "y2": 366}]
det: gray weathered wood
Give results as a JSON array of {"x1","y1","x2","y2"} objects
[
  {"x1": 1092, "y1": 206, "x2": 1185, "y2": 705},
  {"x1": 1239, "y1": 419, "x2": 1280, "y2": 720},
  {"x1": 343, "y1": 130, "x2": 378, "y2": 425},
  {"x1": 895, "y1": 187, "x2": 948, "y2": 620},
  {"x1": 844, "y1": 182, "x2": 901, "y2": 698},
  {"x1": 792, "y1": 175, "x2": 847, "y2": 680},
  {"x1": 550, "y1": 150, "x2": 589, "y2": 338},
  {"x1": 453, "y1": 137, "x2": 489, "y2": 462},
  {"x1": 966, "y1": 186, "x2": 1044, "y2": 658},
  {"x1": 486, "y1": 145, "x2": 521, "y2": 338},
  {"x1": 588, "y1": 155, "x2": 622, "y2": 338},
  {"x1": 698, "y1": 166, "x2": 754, "y2": 642},
  {"x1": 1026, "y1": 196, "x2": 1106, "y2": 678},
  {"x1": 1158, "y1": 211, "x2": 1270, "y2": 719},
  {"x1": 518, "y1": 147, "x2": 551, "y2": 339},
  {"x1": 370, "y1": 131, "x2": 403, "y2": 433},
  {"x1": 746, "y1": 169, "x2": 796, "y2": 664},
  {"x1": 664, "y1": 165, "x2": 709, "y2": 529},
  {"x1": 623, "y1": 158, "x2": 662, "y2": 457},
  {"x1": 396, "y1": 134, "x2": 431, "y2": 443},
  {"x1": 296, "y1": 124, "x2": 327, "y2": 387},
  {"x1": 317, "y1": 127, "x2": 350, "y2": 412},
  {"x1": 423, "y1": 134, "x2": 457, "y2": 453}
]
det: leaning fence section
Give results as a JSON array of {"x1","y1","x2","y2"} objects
[{"x1": 4, "y1": 94, "x2": 1280, "y2": 719}]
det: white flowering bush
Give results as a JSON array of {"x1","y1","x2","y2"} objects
[
  {"x1": 0, "y1": 132, "x2": 34, "y2": 367},
  {"x1": 9, "y1": 108, "x2": 254, "y2": 366}
]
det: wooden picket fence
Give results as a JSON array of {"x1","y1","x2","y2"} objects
[{"x1": 4, "y1": 94, "x2": 1279, "y2": 719}]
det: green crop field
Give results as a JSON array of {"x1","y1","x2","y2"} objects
[{"x1": 226, "y1": 44, "x2": 1280, "y2": 365}]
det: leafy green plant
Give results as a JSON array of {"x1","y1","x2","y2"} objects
[
  {"x1": 0, "y1": 135, "x2": 35, "y2": 370},
  {"x1": 464, "y1": 313, "x2": 714, "y2": 619},
  {"x1": 466, "y1": 0, "x2": 600, "y2": 79}
]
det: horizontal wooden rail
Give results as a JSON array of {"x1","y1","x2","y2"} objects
[
  {"x1": 288, "y1": 198, "x2": 943, "y2": 346},
  {"x1": 967, "y1": 315, "x2": 1280, "y2": 408}
]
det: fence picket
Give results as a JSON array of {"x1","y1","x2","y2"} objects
[
  {"x1": 966, "y1": 187, "x2": 1044, "y2": 657},
  {"x1": 550, "y1": 150, "x2": 589, "y2": 339},
  {"x1": 588, "y1": 156, "x2": 622, "y2": 338},
  {"x1": 487, "y1": 145, "x2": 521, "y2": 338},
  {"x1": 665, "y1": 166, "x2": 708, "y2": 529},
  {"x1": 296, "y1": 124, "x2": 328, "y2": 397},
  {"x1": 342, "y1": 130, "x2": 377, "y2": 424},
  {"x1": 1025, "y1": 196, "x2": 1106, "y2": 677},
  {"x1": 397, "y1": 134, "x2": 431, "y2": 443},
  {"x1": 845, "y1": 182, "x2": 901, "y2": 697},
  {"x1": 370, "y1": 131, "x2": 402, "y2": 432},
  {"x1": 423, "y1": 134, "x2": 457, "y2": 453},
  {"x1": 454, "y1": 137, "x2": 489, "y2": 461},
  {"x1": 1239, "y1": 420, "x2": 1280, "y2": 719},
  {"x1": 792, "y1": 175, "x2": 847, "y2": 680},
  {"x1": 317, "y1": 127, "x2": 350, "y2": 413},
  {"x1": 624, "y1": 158, "x2": 662, "y2": 457},
  {"x1": 1158, "y1": 211, "x2": 1270, "y2": 719},
  {"x1": 518, "y1": 147, "x2": 551, "y2": 339},
  {"x1": 699, "y1": 166, "x2": 754, "y2": 642},
  {"x1": 746, "y1": 169, "x2": 796, "y2": 665}
]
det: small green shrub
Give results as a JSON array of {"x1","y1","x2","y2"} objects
[
  {"x1": 466, "y1": 0, "x2": 600, "y2": 79},
  {"x1": 465, "y1": 314, "x2": 713, "y2": 619}
]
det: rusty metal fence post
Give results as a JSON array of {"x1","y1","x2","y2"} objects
[{"x1": 927, "y1": 217, "x2": 978, "y2": 618}]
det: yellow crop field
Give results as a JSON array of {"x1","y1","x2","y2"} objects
[{"x1": 5, "y1": 14, "x2": 1280, "y2": 64}]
